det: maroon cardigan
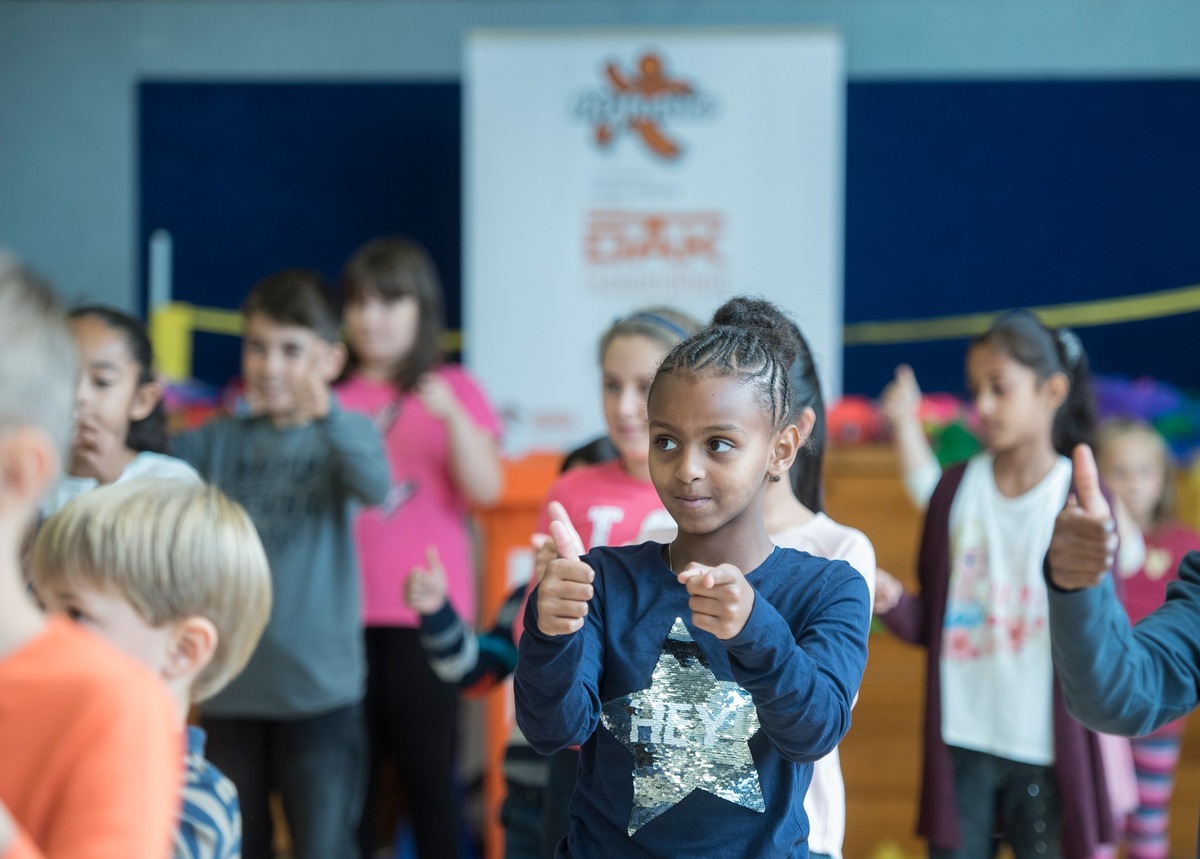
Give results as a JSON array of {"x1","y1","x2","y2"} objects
[{"x1": 880, "y1": 461, "x2": 1115, "y2": 859}]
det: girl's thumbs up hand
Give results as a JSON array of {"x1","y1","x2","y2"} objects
[
  {"x1": 1046, "y1": 444, "x2": 1118, "y2": 591},
  {"x1": 536, "y1": 513, "x2": 594, "y2": 637}
]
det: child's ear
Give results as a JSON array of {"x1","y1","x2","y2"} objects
[
  {"x1": 322, "y1": 341, "x2": 348, "y2": 384},
  {"x1": 0, "y1": 427, "x2": 59, "y2": 517},
  {"x1": 793, "y1": 406, "x2": 817, "y2": 448},
  {"x1": 1045, "y1": 371, "x2": 1070, "y2": 410},
  {"x1": 129, "y1": 378, "x2": 164, "y2": 423},
  {"x1": 767, "y1": 423, "x2": 802, "y2": 483},
  {"x1": 163, "y1": 616, "x2": 218, "y2": 685}
]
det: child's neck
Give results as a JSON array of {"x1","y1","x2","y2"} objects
[
  {"x1": 671, "y1": 502, "x2": 776, "y2": 575},
  {"x1": 0, "y1": 558, "x2": 46, "y2": 659},
  {"x1": 763, "y1": 481, "x2": 815, "y2": 535},
  {"x1": 991, "y1": 439, "x2": 1060, "y2": 498},
  {"x1": 357, "y1": 361, "x2": 402, "y2": 384},
  {"x1": 68, "y1": 446, "x2": 137, "y2": 481}
]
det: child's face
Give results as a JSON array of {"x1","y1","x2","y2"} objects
[
  {"x1": 601, "y1": 334, "x2": 666, "y2": 470},
  {"x1": 71, "y1": 316, "x2": 157, "y2": 450},
  {"x1": 36, "y1": 580, "x2": 174, "y2": 675},
  {"x1": 241, "y1": 313, "x2": 335, "y2": 421},
  {"x1": 1099, "y1": 432, "x2": 1164, "y2": 525},
  {"x1": 965, "y1": 343, "x2": 1063, "y2": 455},
  {"x1": 342, "y1": 290, "x2": 419, "y2": 375},
  {"x1": 647, "y1": 370, "x2": 780, "y2": 538}
]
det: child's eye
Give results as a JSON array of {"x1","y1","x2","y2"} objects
[
  {"x1": 64, "y1": 606, "x2": 91, "y2": 623},
  {"x1": 654, "y1": 436, "x2": 677, "y2": 451},
  {"x1": 708, "y1": 439, "x2": 733, "y2": 453}
]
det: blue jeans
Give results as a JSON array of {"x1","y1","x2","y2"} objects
[
  {"x1": 929, "y1": 746, "x2": 1063, "y2": 859},
  {"x1": 203, "y1": 703, "x2": 367, "y2": 859}
]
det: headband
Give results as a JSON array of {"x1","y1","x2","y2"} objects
[{"x1": 624, "y1": 312, "x2": 690, "y2": 341}]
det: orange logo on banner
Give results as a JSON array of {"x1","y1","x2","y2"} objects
[
  {"x1": 598, "y1": 54, "x2": 691, "y2": 159},
  {"x1": 586, "y1": 211, "x2": 723, "y2": 265},
  {"x1": 573, "y1": 51, "x2": 717, "y2": 162}
]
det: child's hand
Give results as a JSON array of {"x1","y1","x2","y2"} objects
[
  {"x1": 71, "y1": 412, "x2": 129, "y2": 483},
  {"x1": 677, "y1": 562, "x2": 755, "y2": 640},
  {"x1": 531, "y1": 501, "x2": 586, "y2": 583},
  {"x1": 404, "y1": 546, "x2": 449, "y2": 615},
  {"x1": 1047, "y1": 444, "x2": 1119, "y2": 590},
  {"x1": 881, "y1": 363, "x2": 922, "y2": 428},
  {"x1": 416, "y1": 373, "x2": 462, "y2": 422},
  {"x1": 536, "y1": 516, "x2": 594, "y2": 636},
  {"x1": 288, "y1": 346, "x2": 338, "y2": 424},
  {"x1": 873, "y1": 568, "x2": 904, "y2": 615}
]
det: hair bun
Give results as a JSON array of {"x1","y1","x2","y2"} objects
[{"x1": 711, "y1": 296, "x2": 799, "y2": 369}]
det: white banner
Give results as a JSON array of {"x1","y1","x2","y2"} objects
[{"x1": 465, "y1": 28, "x2": 844, "y2": 455}]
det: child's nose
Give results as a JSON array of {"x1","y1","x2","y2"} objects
[
  {"x1": 618, "y1": 387, "x2": 641, "y2": 417},
  {"x1": 676, "y1": 446, "x2": 704, "y2": 482}
]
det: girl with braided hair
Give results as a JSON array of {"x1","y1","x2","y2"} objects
[{"x1": 514, "y1": 297, "x2": 871, "y2": 858}]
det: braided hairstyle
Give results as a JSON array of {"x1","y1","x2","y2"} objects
[
  {"x1": 710, "y1": 297, "x2": 827, "y2": 512},
  {"x1": 971, "y1": 309, "x2": 1097, "y2": 456},
  {"x1": 651, "y1": 296, "x2": 800, "y2": 437}
]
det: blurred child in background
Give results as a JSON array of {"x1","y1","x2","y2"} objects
[
  {"x1": 173, "y1": 269, "x2": 390, "y2": 859},
  {"x1": 42, "y1": 306, "x2": 199, "y2": 516},
  {"x1": 337, "y1": 236, "x2": 503, "y2": 859},
  {"x1": 1096, "y1": 417, "x2": 1200, "y2": 859}
]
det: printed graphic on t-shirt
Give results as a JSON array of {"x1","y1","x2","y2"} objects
[
  {"x1": 583, "y1": 504, "x2": 677, "y2": 549},
  {"x1": 380, "y1": 479, "x2": 419, "y2": 518},
  {"x1": 1144, "y1": 546, "x2": 1173, "y2": 580},
  {"x1": 600, "y1": 617, "x2": 764, "y2": 835},
  {"x1": 944, "y1": 521, "x2": 1047, "y2": 661}
]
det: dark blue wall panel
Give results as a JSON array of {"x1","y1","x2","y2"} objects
[{"x1": 140, "y1": 79, "x2": 1200, "y2": 395}]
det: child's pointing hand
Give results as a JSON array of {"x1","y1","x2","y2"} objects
[
  {"x1": 536, "y1": 515, "x2": 594, "y2": 637},
  {"x1": 677, "y1": 562, "x2": 755, "y2": 640}
]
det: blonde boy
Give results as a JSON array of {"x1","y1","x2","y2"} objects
[
  {"x1": 0, "y1": 259, "x2": 180, "y2": 859},
  {"x1": 30, "y1": 479, "x2": 273, "y2": 859}
]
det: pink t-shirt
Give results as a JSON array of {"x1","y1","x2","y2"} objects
[
  {"x1": 516, "y1": 459, "x2": 675, "y2": 645},
  {"x1": 1120, "y1": 522, "x2": 1200, "y2": 624},
  {"x1": 338, "y1": 365, "x2": 501, "y2": 627},
  {"x1": 536, "y1": 459, "x2": 676, "y2": 550}
]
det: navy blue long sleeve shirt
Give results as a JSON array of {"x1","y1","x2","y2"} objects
[{"x1": 515, "y1": 542, "x2": 870, "y2": 859}]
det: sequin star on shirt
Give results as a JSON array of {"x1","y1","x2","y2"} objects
[{"x1": 600, "y1": 617, "x2": 765, "y2": 835}]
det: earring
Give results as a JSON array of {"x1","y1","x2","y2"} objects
[{"x1": 769, "y1": 475, "x2": 782, "y2": 483}]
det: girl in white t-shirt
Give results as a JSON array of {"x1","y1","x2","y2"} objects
[
  {"x1": 713, "y1": 297, "x2": 876, "y2": 859},
  {"x1": 874, "y1": 310, "x2": 1115, "y2": 859},
  {"x1": 43, "y1": 307, "x2": 199, "y2": 516}
]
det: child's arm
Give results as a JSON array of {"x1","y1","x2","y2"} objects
[
  {"x1": 417, "y1": 373, "x2": 502, "y2": 507},
  {"x1": 514, "y1": 520, "x2": 604, "y2": 754},
  {"x1": 407, "y1": 546, "x2": 522, "y2": 694},
  {"x1": 319, "y1": 400, "x2": 391, "y2": 506},
  {"x1": 681, "y1": 561, "x2": 871, "y2": 763},
  {"x1": 882, "y1": 364, "x2": 941, "y2": 510}
]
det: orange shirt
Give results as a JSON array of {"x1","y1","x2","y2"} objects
[{"x1": 0, "y1": 617, "x2": 180, "y2": 859}]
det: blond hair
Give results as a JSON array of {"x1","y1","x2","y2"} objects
[
  {"x1": 30, "y1": 479, "x2": 273, "y2": 702},
  {"x1": 1096, "y1": 416, "x2": 1177, "y2": 525},
  {"x1": 0, "y1": 255, "x2": 76, "y2": 457}
]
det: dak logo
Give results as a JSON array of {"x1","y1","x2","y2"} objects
[{"x1": 573, "y1": 51, "x2": 718, "y2": 161}]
